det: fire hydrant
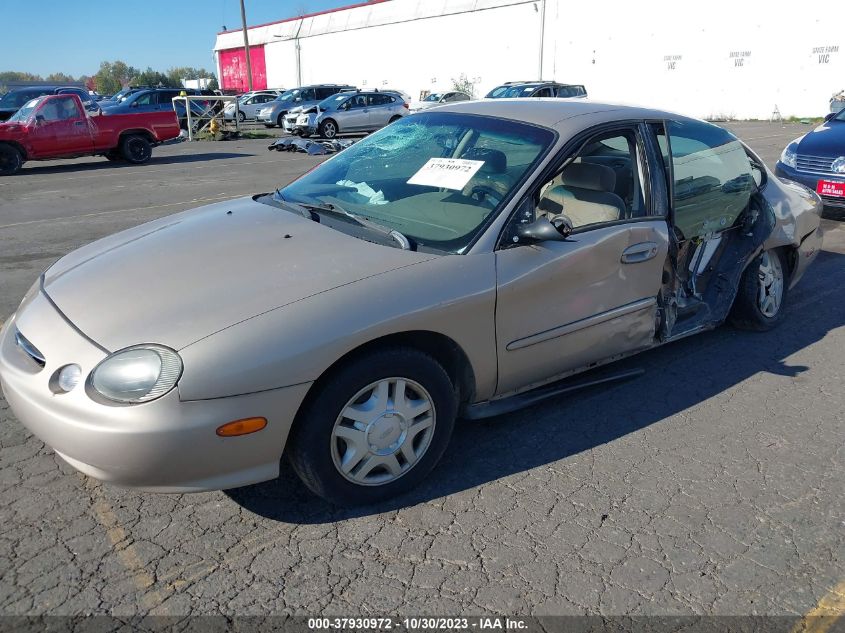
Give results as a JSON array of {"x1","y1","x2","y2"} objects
[{"x1": 209, "y1": 116, "x2": 220, "y2": 136}]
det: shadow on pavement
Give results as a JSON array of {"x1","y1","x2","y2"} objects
[
  {"x1": 17, "y1": 152, "x2": 255, "y2": 176},
  {"x1": 226, "y1": 248, "x2": 845, "y2": 523}
]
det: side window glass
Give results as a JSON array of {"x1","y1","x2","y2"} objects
[
  {"x1": 135, "y1": 92, "x2": 154, "y2": 106},
  {"x1": 534, "y1": 129, "x2": 651, "y2": 231},
  {"x1": 535, "y1": 88, "x2": 552, "y2": 98},
  {"x1": 667, "y1": 120, "x2": 753, "y2": 241}
]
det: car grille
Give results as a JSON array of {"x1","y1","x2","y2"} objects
[
  {"x1": 820, "y1": 194, "x2": 845, "y2": 208},
  {"x1": 795, "y1": 154, "x2": 835, "y2": 174},
  {"x1": 14, "y1": 328, "x2": 45, "y2": 368}
]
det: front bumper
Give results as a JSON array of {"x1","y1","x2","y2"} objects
[
  {"x1": 775, "y1": 162, "x2": 845, "y2": 209},
  {"x1": 0, "y1": 291, "x2": 312, "y2": 493}
]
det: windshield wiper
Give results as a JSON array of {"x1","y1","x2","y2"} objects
[{"x1": 296, "y1": 200, "x2": 412, "y2": 250}]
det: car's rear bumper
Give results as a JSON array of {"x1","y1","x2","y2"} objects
[
  {"x1": 0, "y1": 294, "x2": 312, "y2": 493},
  {"x1": 775, "y1": 163, "x2": 845, "y2": 209}
]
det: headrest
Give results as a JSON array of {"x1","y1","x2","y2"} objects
[
  {"x1": 461, "y1": 147, "x2": 507, "y2": 174},
  {"x1": 559, "y1": 162, "x2": 616, "y2": 192}
]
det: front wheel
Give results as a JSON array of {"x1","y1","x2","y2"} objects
[
  {"x1": 237, "y1": 111, "x2": 246, "y2": 123},
  {"x1": 288, "y1": 348, "x2": 456, "y2": 506},
  {"x1": 730, "y1": 249, "x2": 789, "y2": 331},
  {"x1": 319, "y1": 119, "x2": 338, "y2": 139},
  {"x1": 0, "y1": 144, "x2": 23, "y2": 176},
  {"x1": 120, "y1": 134, "x2": 152, "y2": 164}
]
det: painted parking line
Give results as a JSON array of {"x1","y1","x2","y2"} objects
[
  {"x1": 0, "y1": 192, "x2": 252, "y2": 230},
  {"x1": 790, "y1": 580, "x2": 845, "y2": 633}
]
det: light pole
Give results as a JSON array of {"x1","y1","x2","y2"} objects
[
  {"x1": 240, "y1": 0, "x2": 254, "y2": 91},
  {"x1": 538, "y1": 0, "x2": 546, "y2": 80}
]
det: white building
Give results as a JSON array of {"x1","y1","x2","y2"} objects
[{"x1": 213, "y1": 0, "x2": 845, "y2": 120}]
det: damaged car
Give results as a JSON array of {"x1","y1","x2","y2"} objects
[{"x1": 0, "y1": 100, "x2": 822, "y2": 506}]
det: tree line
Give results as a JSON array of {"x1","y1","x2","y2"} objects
[{"x1": 0, "y1": 61, "x2": 218, "y2": 95}]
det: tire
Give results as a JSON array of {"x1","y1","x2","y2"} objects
[
  {"x1": 105, "y1": 151, "x2": 123, "y2": 162},
  {"x1": 0, "y1": 144, "x2": 23, "y2": 176},
  {"x1": 288, "y1": 347, "x2": 457, "y2": 506},
  {"x1": 263, "y1": 124, "x2": 275, "y2": 129},
  {"x1": 119, "y1": 134, "x2": 152, "y2": 164},
  {"x1": 319, "y1": 119, "x2": 338, "y2": 139},
  {"x1": 276, "y1": 113, "x2": 286, "y2": 128},
  {"x1": 730, "y1": 249, "x2": 789, "y2": 331},
  {"x1": 238, "y1": 111, "x2": 246, "y2": 123},
  {"x1": 388, "y1": 115, "x2": 402, "y2": 124}
]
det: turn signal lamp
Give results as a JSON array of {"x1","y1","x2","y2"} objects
[{"x1": 216, "y1": 417, "x2": 267, "y2": 437}]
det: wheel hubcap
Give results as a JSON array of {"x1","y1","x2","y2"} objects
[
  {"x1": 331, "y1": 377, "x2": 435, "y2": 486},
  {"x1": 757, "y1": 251, "x2": 784, "y2": 318}
]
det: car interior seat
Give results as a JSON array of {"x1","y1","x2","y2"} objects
[{"x1": 538, "y1": 162, "x2": 626, "y2": 227}]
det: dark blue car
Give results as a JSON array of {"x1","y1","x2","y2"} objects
[{"x1": 775, "y1": 109, "x2": 845, "y2": 209}]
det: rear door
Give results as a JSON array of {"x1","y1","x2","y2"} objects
[
  {"x1": 494, "y1": 123, "x2": 669, "y2": 395},
  {"x1": 366, "y1": 93, "x2": 394, "y2": 129}
]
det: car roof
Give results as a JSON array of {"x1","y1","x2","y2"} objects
[{"x1": 431, "y1": 98, "x2": 691, "y2": 131}]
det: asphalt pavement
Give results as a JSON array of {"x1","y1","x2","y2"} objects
[{"x1": 0, "y1": 122, "x2": 842, "y2": 617}]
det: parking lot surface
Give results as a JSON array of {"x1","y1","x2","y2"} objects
[{"x1": 0, "y1": 123, "x2": 843, "y2": 616}]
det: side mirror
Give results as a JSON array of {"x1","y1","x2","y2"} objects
[
  {"x1": 34, "y1": 114, "x2": 46, "y2": 125},
  {"x1": 130, "y1": 101, "x2": 139, "y2": 108},
  {"x1": 516, "y1": 216, "x2": 572, "y2": 243},
  {"x1": 824, "y1": 112, "x2": 835, "y2": 122}
]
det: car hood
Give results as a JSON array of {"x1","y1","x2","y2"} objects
[
  {"x1": 796, "y1": 121, "x2": 845, "y2": 156},
  {"x1": 42, "y1": 196, "x2": 435, "y2": 351}
]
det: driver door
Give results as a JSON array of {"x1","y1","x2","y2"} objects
[
  {"x1": 342, "y1": 94, "x2": 370, "y2": 131},
  {"x1": 494, "y1": 123, "x2": 669, "y2": 395}
]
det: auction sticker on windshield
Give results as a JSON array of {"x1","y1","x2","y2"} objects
[
  {"x1": 817, "y1": 180, "x2": 845, "y2": 198},
  {"x1": 407, "y1": 158, "x2": 485, "y2": 190}
]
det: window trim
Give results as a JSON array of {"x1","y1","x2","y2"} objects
[{"x1": 496, "y1": 120, "x2": 665, "y2": 250}]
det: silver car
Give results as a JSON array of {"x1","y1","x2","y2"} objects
[
  {"x1": 0, "y1": 100, "x2": 822, "y2": 506},
  {"x1": 223, "y1": 92, "x2": 280, "y2": 122},
  {"x1": 257, "y1": 85, "x2": 355, "y2": 128},
  {"x1": 312, "y1": 91, "x2": 408, "y2": 138},
  {"x1": 409, "y1": 91, "x2": 471, "y2": 113}
]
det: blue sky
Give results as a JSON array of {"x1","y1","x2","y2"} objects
[{"x1": 0, "y1": 0, "x2": 358, "y2": 78}]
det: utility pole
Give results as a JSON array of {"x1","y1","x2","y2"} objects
[
  {"x1": 240, "y1": 0, "x2": 254, "y2": 91},
  {"x1": 538, "y1": 0, "x2": 546, "y2": 80}
]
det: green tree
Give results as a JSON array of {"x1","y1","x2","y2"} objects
[
  {"x1": 0, "y1": 71, "x2": 43, "y2": 92},
  {"x1": 46, "y1": 72, "x2": 76, "y2": 84},
  {"x1": 93, "y1": 60, "x2": 139, "y2": 94},
  {"x1": 451, "y1": 73, "x2": 476, "y2": 98},
  {"x1": 131, "y1": 67, "x2": 172, "y2": 88}
]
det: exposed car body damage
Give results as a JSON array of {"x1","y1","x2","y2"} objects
[{"x1": 0, "y1": 99, "x2": 823, "y2": 504}]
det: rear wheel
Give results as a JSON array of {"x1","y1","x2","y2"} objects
[
  {"x1": 0, "y1": 144, "x2": 23, "y2": 176},
  {"x1": 120, "y1": 134, "x2": 152, "y2": 164},
  {"x1": 389, "y1": 115, "x2": 402, "y2": 124},
  {"x1": 730, "y1": 249, "x2": 789, "y2": 331},
  {"x1": 288, "y1": 348, "x2": 456, "y2": 506},
  {"x1": 237, "y1": 111, "x2": 246, "y2": 123},
  {"x1": 276, "y1": 113, "x2": 285, "y2": 128},
  {"x1": 319, "y1": 119, "x2": 338, "y2": 139}
]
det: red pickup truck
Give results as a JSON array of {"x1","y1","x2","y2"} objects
[{"x1": 0, "y1": 94, "x2": 181, "y2": 175}]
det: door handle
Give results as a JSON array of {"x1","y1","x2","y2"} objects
[{"x1": 621, "y1": 242, "x2": 659, "y2": 264}]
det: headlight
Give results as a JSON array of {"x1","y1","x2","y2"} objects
[
  {"x1": 90, "y1": 345, "x2": 182, "y2": 403},
  {"x1": 779, "y1": 138, "x2": 802, "y2": 169}
]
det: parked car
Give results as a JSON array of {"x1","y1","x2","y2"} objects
[
  {"x1": 485, "y1": 81, "x2": 587, "y2": 99},
  {"x1": 775, "y1": 108, "x2": 845, "y2": 209},
  {"x1": 409, "y1": 91, "x2": 471, "y2": 112},
  {"x1": 0, "y1": 94, "x2": 180, "y2": 175},
  {"x1": 0, "y1": 100, "x2": 822, "y2": 505},
  {"x1": 100, "y1": 88, "x2": 208, "y2": 128},
  {"x1": 311, "y1": 90, "x2": 408, "y2": 138},
  {"x1": 222, "y1": 91, "x2": 280, "y2": 122},
  {"x1": 0, "y1": 85, "x2": 99, "y2": 121},
  {"x1": 257, "y1": 85, "x2": 356, "y2": 128}
]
